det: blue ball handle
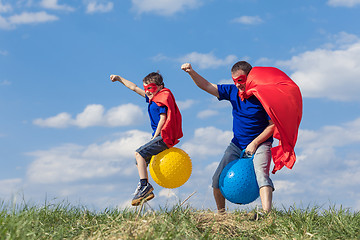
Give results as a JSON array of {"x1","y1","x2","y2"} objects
[{"x1": 240, "y1": 149, "x2": 254, "y2": 159}]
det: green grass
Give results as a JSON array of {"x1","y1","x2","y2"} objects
[{"x1": 1, "y1": 200, "x2": 359, "y2": 239}]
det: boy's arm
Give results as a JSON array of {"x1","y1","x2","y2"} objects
[
  {"x1": 110, "y1": 75, "x2": 145, "y2": 97},
  {"x1": 152, "y1": 113, "x2": 167, "y2": 140},
  {"x1": 246, "y1": 120, "x2": 275, "y2": 155},
  {"x1": 181, "y1": 63, "x2": 219, "y2": 98}
]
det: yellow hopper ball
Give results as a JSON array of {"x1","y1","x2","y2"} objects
[{"x1": 149, "y1": 147, "x2": 192, "y2": 189}]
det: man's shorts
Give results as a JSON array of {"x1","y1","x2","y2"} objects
[
  {"x1": 136, "y1": 135, "x2": 168, "y2": 165},
  {"x1": 212, "y1": 141, "x2": 274, "y2": 190}
]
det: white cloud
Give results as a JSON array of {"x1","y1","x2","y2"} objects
[
  {"x1": 178, "y1": 52, "x2": 237, "y2": 69},
  {"x1": 291, "y1": 119, "x2": 360, "y2": 178},
  {"x1": 272, "y1": 180, "x2": 302, "y2": 195},
  {"x1": 0, "y1": 80, "x2": 11, "y2": 85},
  {"x1": 75, "y1": 104, "x2": 105, "y2": 128},
  {"x1": 34, "y1": 112, "x2": 72, "y2": 128},
  {"x1": 0, "y1": 178, "x2": 22, "y2": 197},
  {"x1": 33, "y1": 103, "x2": 144, "y2": 128},
  {"x1": 277, "y1": 32, "x2": 360, "y2": 101},
  {"x1": 86, "y1": 1, "x2": 113, "y2": 14},
  {"x1": 255, "y1": 57, "x2": 273, "y2": 65},
  {"x1": 152, "y1": 53, "x2": 169, "y2": 62},
  {"x1": 196, "y1": 109, "x2": 218, "y2": 119},
  {"x1": 0, "y1": 15, "x2": 11, "y2": 29},
  {"x1": 327, "y1": 0, "x2": 360, "y2": 7},
  {"x1": 218, "y1": 78, "x2": 232, "y2": 84},
  {"x1": 0, "y1": 1, "x2": 12, "y2": 13},
  {"x1": 0, "y1": 50, "x2": 8, "y2": 55},
  {"x1": 270, "y1": 117, "x2": 360, "y2": 210},
  {"x1": 8, "y1": 11, "x2": 58, "y2": 24},
  {"x1": 103, "y1": 104, "x2": 144, "y2": 127},
  {"x1": 0, "y1": 8, "x2": 58, "y2": 29},
  {"x1": 131, "y1": 0, "x2": 202, "y2": 16},
  {"x1": 158, "y1": 188, "x2": 177, "y2": 198},
  {"x1": 181, "y1": 126, "x2": 232, "y2": 159},
  {"x1": 231, "y1": 15, "x2": 263, "y2": 25},
  {"x1": 294, "y1": 122, "x2": 360, "y2": 171},
  {"x1": 297, "y1": 117, "x2": 360, "y2": 155},
  {"x1": 0, "y1": 1, "x2": 64, "y2": 29},
  {"x1": 177, "y1": 99, "x2": 196, "y2": 110},
  {"x1": 40, "y1": 0, "x2": 75, "y2": 11},
  {"x1": 154, "y1": 52, "x2": 238, "y2": 69},
  {"x1": 26, "y1": 130, "x2": 150, "y2": 184}
]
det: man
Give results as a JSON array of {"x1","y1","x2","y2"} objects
[{"x1": 181, "y1": 61, "x2": 274, "y2": 214}]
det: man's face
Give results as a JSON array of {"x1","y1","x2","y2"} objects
[
  {"x1": 144, "y1": 83, "x2": 162, "y2": 99},
  {"x1": 232, "y1": 70, "x2": 247, "y2": 92}
]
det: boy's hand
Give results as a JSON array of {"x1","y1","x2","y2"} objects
[
  {"x1": 110, "y1": 75, "x2": 121, "y2": 82},
  {"x1": 181, "y1": 63, "x2": 193, "y2": 73}
]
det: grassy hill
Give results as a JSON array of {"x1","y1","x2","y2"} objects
[{"x1": 1, "y1": 201, "x2": 359, "y2": 239}]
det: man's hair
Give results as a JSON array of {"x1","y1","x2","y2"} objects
[
  {"x1": 231, "y1": 61, "x2": 252, "y2": 75},
  {"x1": 143, "y1": 72, "x2": 164, "y2": 86}
]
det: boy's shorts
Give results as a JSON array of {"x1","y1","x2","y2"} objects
[
  {"x1": 212, "y1": 141, "x2": 274, "y2": 190},
  {"x1": 136, "y1": 135, "x2": 169, "y2": 165}
]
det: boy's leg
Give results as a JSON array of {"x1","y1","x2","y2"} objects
[
  {"x1": 135, "y1": 152, "x2": 148, "y2": 179},
  {"x1": 131, "y1": 151, "x2": 154, "y2": 206},
  {"x1": 132, "y1": 136, "x2": 168, "y2": 206}
]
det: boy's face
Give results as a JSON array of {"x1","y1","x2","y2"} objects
[
  {"x1": 232, "y1": 70, "x2": 247, "y2": 92},
  {"x1": 143, "y1": 82, "x2": 162, "y2": 99}
]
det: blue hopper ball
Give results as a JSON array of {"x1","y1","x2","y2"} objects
[{"x1": 219, "y1": 150, "x2": 259, "y2": 204}]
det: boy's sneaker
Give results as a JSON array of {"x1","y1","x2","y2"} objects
[{"x1": 131, "y1": 182, "x2": 154, "y2": 206}]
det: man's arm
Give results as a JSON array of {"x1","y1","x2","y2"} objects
[
  {"x1": 246, "y1": 120, "x2": 275, "y2": 155},
  {"x1": 152, "y1": 113, "x2": 167, "y2": 139},
  {"x1": 181, "y1": 63, "x2": 219, "y2": 98},
  {"x1": 110, "y1": 75, "x2": 145, "y2": 97}
]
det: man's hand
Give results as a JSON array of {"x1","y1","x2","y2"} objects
[
  {"x1": 110, "y1": 75, "x2": 121, "y2": 82},
  {"x1": 245, "y1": 142, "x2": 258, "y2": 156},
  {"x1": 181, "y1": 62, "x2": 220, "y2": 98},
  {"x1": 181, "y1": 63, "x2": 193, "y2": 73}
]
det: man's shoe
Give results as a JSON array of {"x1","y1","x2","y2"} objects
[
  {"x1": 250, "y1": 211, "x2": 266, "y2": 221},
  {"x1": 131, "y1": 182, "x2": 154, "y2": 206}
]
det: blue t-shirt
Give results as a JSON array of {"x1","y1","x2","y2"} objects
[
  {"x1": 217, "y1": 84, "x2": 272, "y2": 150},
  {"x1": 146, "y1": 96, "x2": 167, "y2": 136}
]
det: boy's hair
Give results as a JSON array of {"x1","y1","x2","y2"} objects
[
  {"x1": 143, "y1": 72, "x2": 164, "y2": 86},
  {"x1": 231, "y1": 61, "x2": 252, "y2": 75}
]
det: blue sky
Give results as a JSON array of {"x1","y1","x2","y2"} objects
[{"x1": 1, "y1": 0, "x2": 360, "y2": 211}]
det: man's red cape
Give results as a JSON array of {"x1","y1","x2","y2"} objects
[
  {"x1": 151, "y1": 88, "x2": 183, "y2": 148},
  {"x1": 242, "y1": 67, "x2": 302, "y2": 174}
]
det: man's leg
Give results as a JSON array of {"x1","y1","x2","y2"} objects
[
  {"x1": 259, "y1": 185, "x2": 272, "y2": 212},
  {"x1": 253, "y1": 142, "x2": 274, "y2": 213},
  {"x1": 212, "y1": 143, "x2": 242, "y2": 213},
  {"x1": 213, "y1": 188, "x2": 226, "y2": 213}
]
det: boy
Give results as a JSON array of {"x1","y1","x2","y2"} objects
[
  {"x1": 181, "y1": 61, "x2": 274, "y2": 214},
  {"x1": 110, "y1": 72, "x2": 183, "y2": 206}
]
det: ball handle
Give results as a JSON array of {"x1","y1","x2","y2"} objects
[{"x1": 241, "y1": 149, "x2": 254, "y2": 159}]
